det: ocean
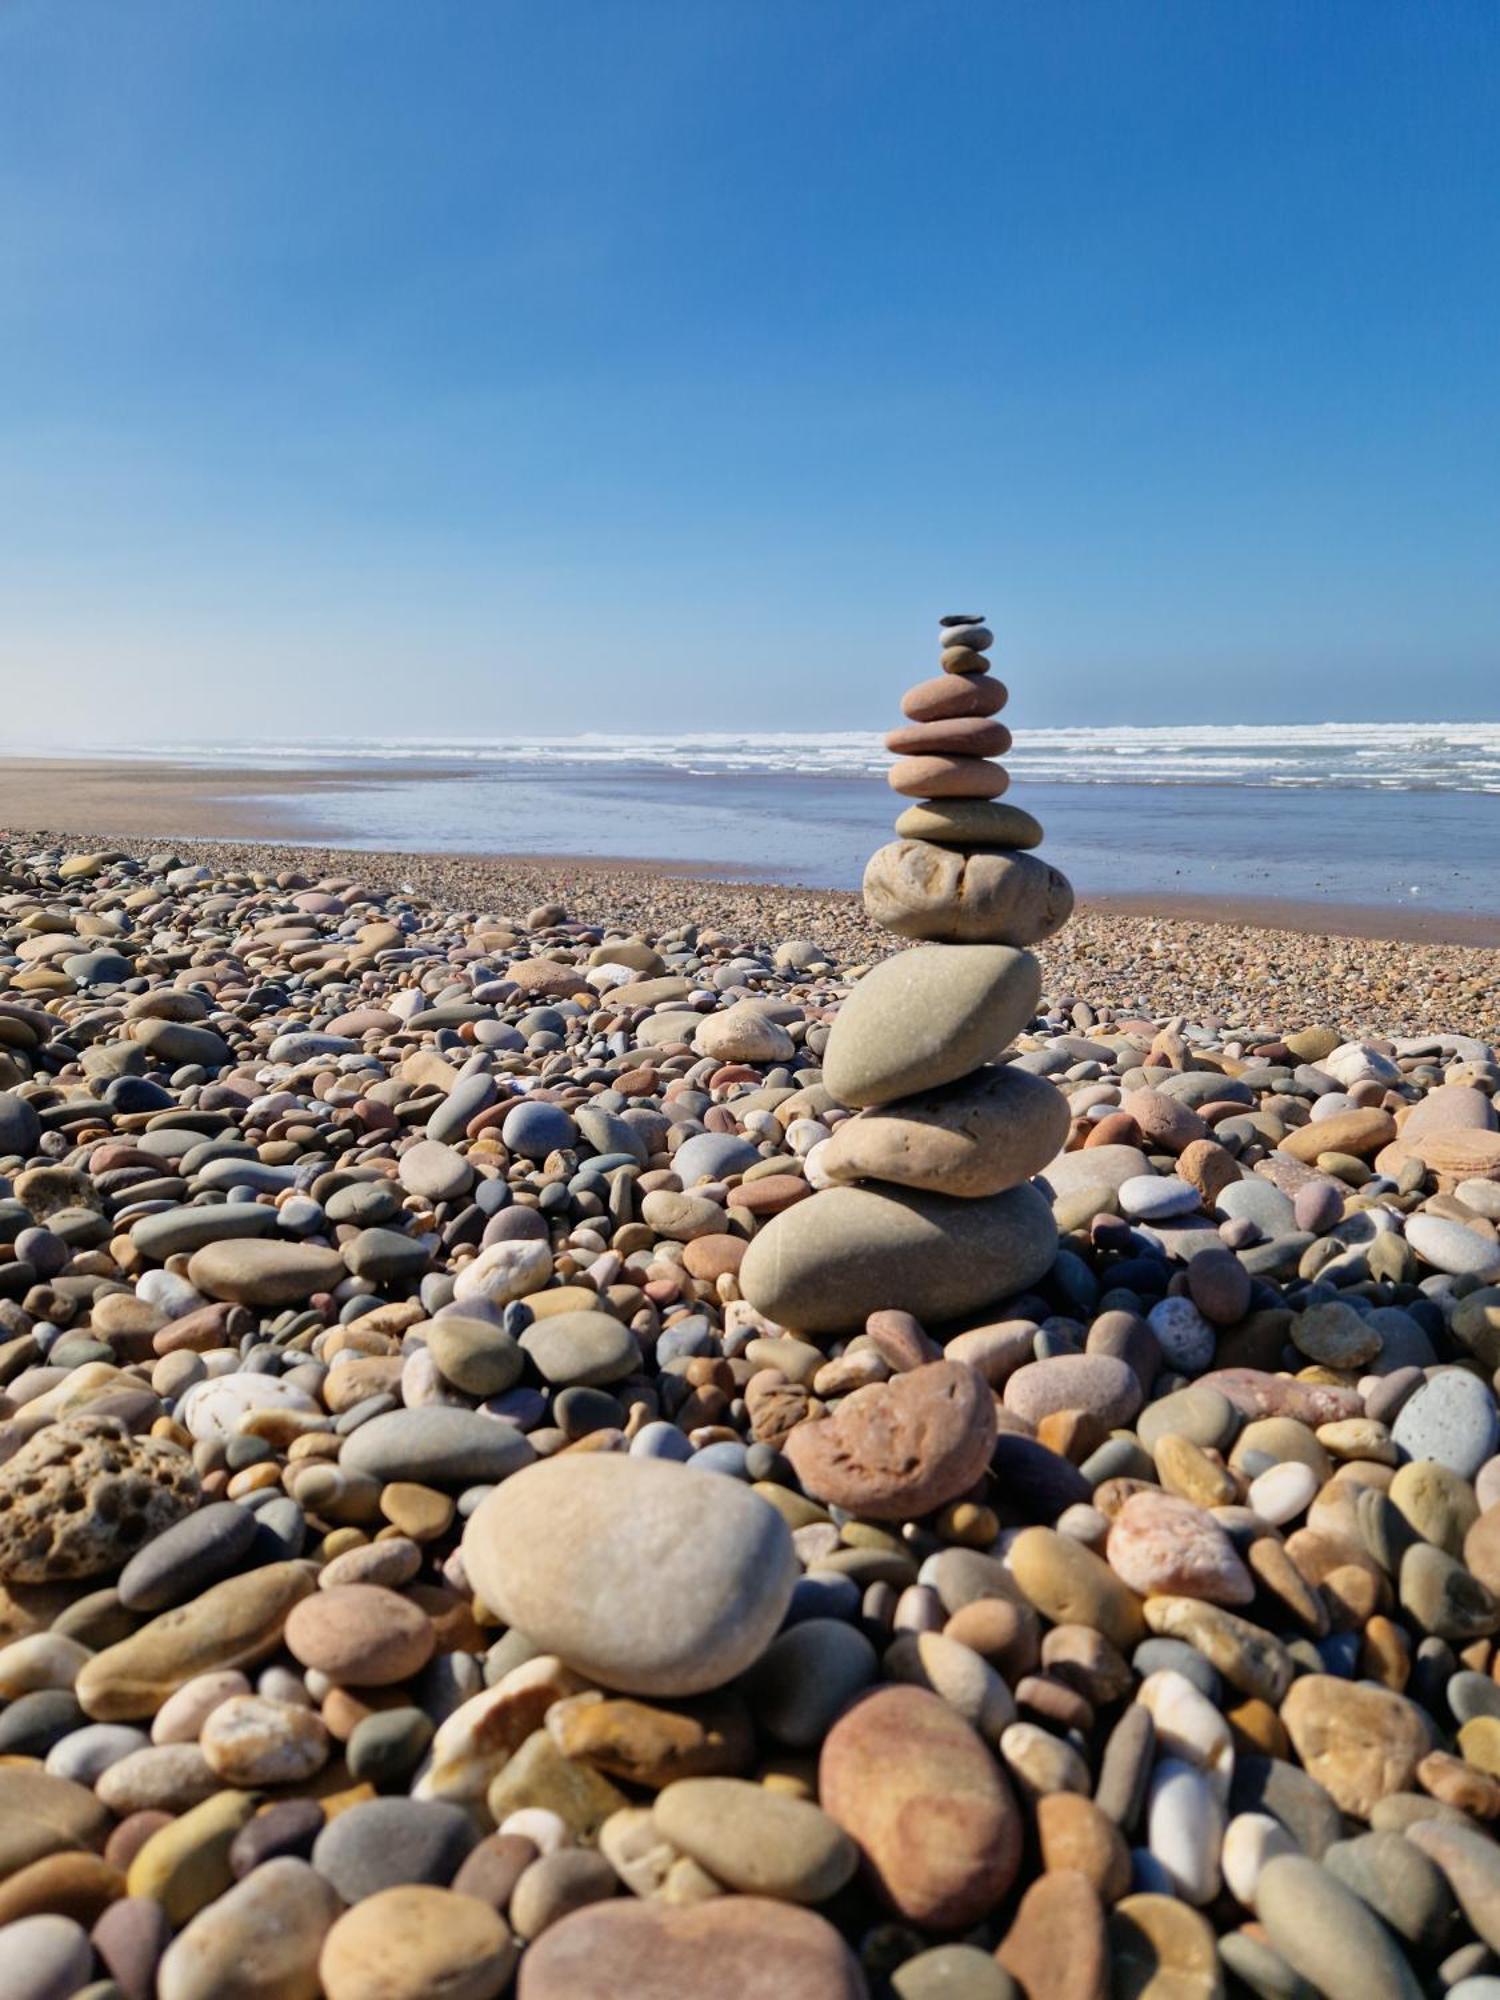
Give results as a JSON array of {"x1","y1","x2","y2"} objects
[{"x1": 40, "y1": 722, "x2": 1500, "y2": 915}]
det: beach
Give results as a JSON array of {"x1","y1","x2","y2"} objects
[
  {"x1": 8, "y1": 727, "x2": 1500, "y2": 924},
  {"x1": 6, "y1": 748, "x2": 1500, "y2": 1040},
  {"x1": 2, "y1": 798, "x2": 1500, "y2": 1996}
]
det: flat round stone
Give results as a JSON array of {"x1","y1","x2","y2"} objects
[
  {"x1": 517, "y1": 1898, "x2": 866, "y2": 2000},
  {"x1": 818, "y1": 1063, "x2": 1069, "y2": 1198},
  {"x1": 739, "y1": 1182, "x2": 1057, "y2": 1335}
]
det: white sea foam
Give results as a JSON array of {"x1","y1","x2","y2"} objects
[{"x1": 21, "y1": 721, "x2": 1500, "y2": 790}]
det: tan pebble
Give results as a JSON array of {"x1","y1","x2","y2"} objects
[
  {"x1": 996, "y1": 1870, "x2": 1109, "y2": 1999},
  {"x1": 1153, "y1": 1433, "x2": 1239, "y2": 1509},
  {"x1": 284, "y1": 1584, "x2": 435, "y2": 1686},
  {"x1": 318, "y1": 1884, "x2": 517, "y2": 2000},
  {"x1": 1280, "y1": 1674, "x2": 1431, "y2": 1817},
  {"x1": 1109, "y1": 1891, "x2": 1222, "y2": 1996},
  {"x1": 76, "y1": 1563, "x2": 315, "y2": 1723},
  {"x1": 1008, "y1": 1527, "x2": 1145, "y2": 1651},
  {"x1": 1458, "y1": 1714, "x2": 1500, "y2": 1778},
  {"x1": 126, "y1": 1788, "x2": 260, "y2": 1926},
  {"x1": 1036, "y1": 1792, "x2": 1131, "y2": 1902},
  {"x1": 200, "y1": 1695, "x2": 330, "y2": 1786}
]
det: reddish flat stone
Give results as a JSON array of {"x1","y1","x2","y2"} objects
[
  {"x1": 885, "y1": 718, "x2": 1013, "y2": 758},
  {"x1": 819, "y1": 1686, "x2": 1021, "y2": 1928},
  {"x1": 784, "y1": 1359, "x2": 997, "y2": 1522},
  {"x1": 516, "y1": 1897, "x2": 868, "y2": 1999}
]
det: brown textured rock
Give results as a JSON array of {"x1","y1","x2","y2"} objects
[
  {"x1": 1280, "y1": 1675, "x2": 1432, "y2": 1818},
  {"x1": 863, "y1": 841, "x2": 1073, "y2": 946},
  {"x1": 545, "y1": 1692, "x2": 753, "y2": 1789},
  {"x1": 819, "y1": 1686, "x2": 1021, "y2": 1927},
  {"x1": 784, "y1": 1360, "x2": 997, "y2": 1522},
  {"x1": 0, "y1": 1416, "x2": 199, "y2": 1583},
  {"x1": 516, "y1": 1898, "x2": 868, "y2": 1999}
]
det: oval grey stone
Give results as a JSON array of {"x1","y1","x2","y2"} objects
[
  {"x1": 739, "y1": 1181, "x2": 1057, "y2": 1334},
  {"x1": 823, "y1": 944, "x2": 1041, "y2": 1107},
  {"x1": 341, "y1": 1407, "x2": 536, "y2": 1487}
]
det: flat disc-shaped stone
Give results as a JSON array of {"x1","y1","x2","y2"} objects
[
  {"x1": 884, "y1": 718, "x2": 1012, "y2": 758},
  {"x1": 893, "y1": 799, "x2": 1044, "y2": 849},
  {"x1": 901, "y1": 674, "x2": 1007, "y2": 722},
  {"x1": 738, "y1": 1181, "x2": 1057, "y2": 1333},
  {"x1": 888, "y1": 756, "x2": 1009, "y2": 799}
]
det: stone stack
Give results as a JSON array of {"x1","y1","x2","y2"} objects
[{"x1": 740, "y1": 614, "x2": 1073, "y2": 1333}]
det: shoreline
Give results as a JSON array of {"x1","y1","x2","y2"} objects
[
  {"x1": 5, "y1": 755, "x2": 1500, "y2": 948},
  {"x1": 5, "y1": 824, "x2": 1499, "y2": 1039}
]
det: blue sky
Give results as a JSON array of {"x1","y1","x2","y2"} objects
[{"x1": 3, "y1": 0, "x2": 1497, "y2": 739}]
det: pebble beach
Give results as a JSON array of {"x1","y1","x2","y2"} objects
[{"x1": 3, "y1": 636, "x2": 1500, "y2": 2000}]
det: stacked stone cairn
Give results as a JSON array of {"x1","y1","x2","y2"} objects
[{"x1": 741, "y1": 614, "x2": 1075, "y2": 1334}]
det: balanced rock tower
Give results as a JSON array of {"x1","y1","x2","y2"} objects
[{"x1": 741, "y1": 614, "x2": 1073, "y2": 1333}]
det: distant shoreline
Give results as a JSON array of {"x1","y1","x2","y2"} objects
[{"x1": 5, "y1": 753, "x2": 1500, "y2": 948}]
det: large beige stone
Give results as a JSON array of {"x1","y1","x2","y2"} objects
[{"x1": 461, "y1": 1455, "x2": 796, "y2": 1696}]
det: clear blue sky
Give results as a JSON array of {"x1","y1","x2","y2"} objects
[{"x1": 3, "y1": 0, "x2": 1497, "y2": 738}]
